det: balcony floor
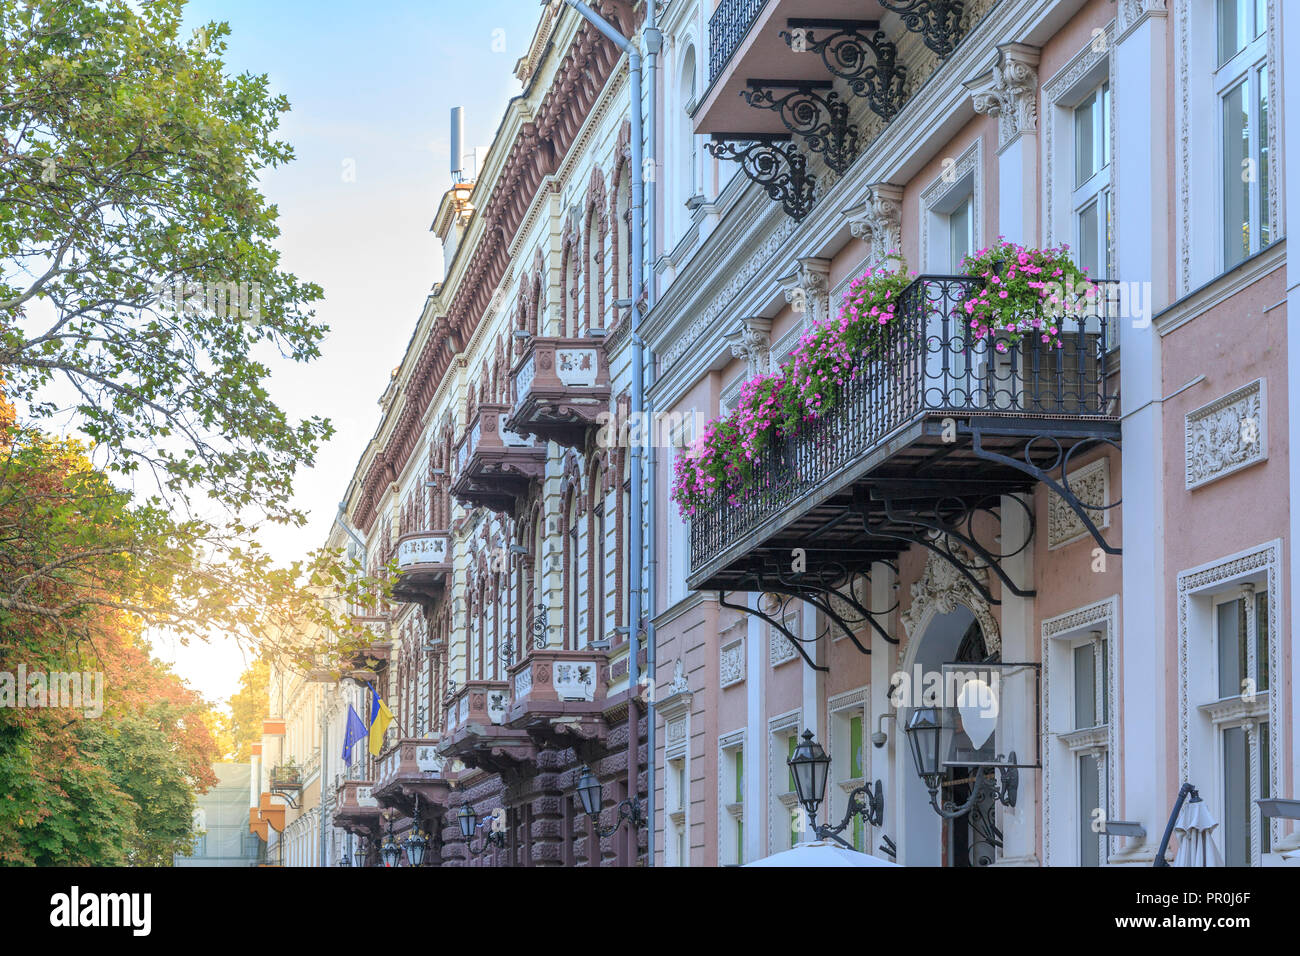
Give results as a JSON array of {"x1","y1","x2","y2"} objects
[{"x1": 688, "y1": 410, "x2": 1119, "y2": 593}]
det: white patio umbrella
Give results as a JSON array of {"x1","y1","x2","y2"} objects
[
  {"x1": 1172, "y1": 796, "x2": 1224, "y2": 867},
  {"x1": 745, "y1": 839, "x2": 900, "y2": 867}
]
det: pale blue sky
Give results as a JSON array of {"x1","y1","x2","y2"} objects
[{"x1": 151, "y1": 0, "x2": 545, "y2": 706}]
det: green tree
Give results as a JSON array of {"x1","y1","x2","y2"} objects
[
  {"x1": 226, "y1": 658, "x2": 268, "y2": 761},
  {"x1": 0, "y1": 0, "x2": 329, "y2": 518}
]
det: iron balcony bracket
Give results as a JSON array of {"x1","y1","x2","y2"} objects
[
  {"x1": 780, "y1": 19, "x2": 907, "y2": 122},
  {"x1": 765, "y1": 562, "x2": 897, "y2": 650},
  {"x1": 706, "y1": 135, "x2": 817, "y2": 222},
  {"x1": 878, "y1": 0, "x2": 966, "y2": 60},
  {"x1": 967, "y1": 422, "x2": 1122, "y2": 556},
  {"x1": 878, "y1": 491, "x2": 1037, "y2": 599},
  {"x1": 740, "y1": 80, "x2": 860, "y2": 175},
  {"x1": 719, "y1": 589, "x2": 828, "y2": 672}
]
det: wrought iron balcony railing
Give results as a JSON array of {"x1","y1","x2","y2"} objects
[
  {"x1": 688, "y1": 275, "x2": 1121, "y2": 580},
  {"x1": 709, "y1": 0, "x2": 770, "y2": 83}
]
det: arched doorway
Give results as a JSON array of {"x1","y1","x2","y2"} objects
[{"x1": 896, "y1": 547, "x2": 1003, "y2": 867}]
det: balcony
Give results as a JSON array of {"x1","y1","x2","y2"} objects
[
  {"x1": 371, "y1": 737, "x2": 453, "y2": 819},
  {"x1": 341, "y1": 615, "x2": 392, "y2": 675},
  {"x1": 451, "y1": 402, "x2": 547, "y2": 515},
  {"x1": 506, "y1": 648, "x2": 610, "y2": 751},
  {"x1": 332, "y1": 778, "x2": 382, "y2": 837},
  {"x1": 390, "y1": 530, "x2": 452, "y2": 607},
  {"x1": 688, "y1": 276, "x2": 1121, "y2": 604},
  {"x1": 268, "y1": 764, "x2": 302, "y2": 793},
  {"x1": 439, "y1": 680, "x2": 538, "y2": 774},
  {"x1": 506, "y1": 336, "x2": 610, "y2": 449}
]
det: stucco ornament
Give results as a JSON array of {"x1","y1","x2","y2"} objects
[
  {"x1": 847, "y1": 183, "x2": 904, "y2": 267},
  {"x1": 724, "y1": 316, "x2": 773, "y2": 377},
  {"x1": 966, "y1": 43, "x2": 1041, "y2": 148},
  {"x1": 898, "y1": 540, "x2": 1001, "y2": 659}
]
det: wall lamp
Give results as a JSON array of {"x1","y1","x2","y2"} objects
[
  {"x1": 457, "y1": 804, "x2": 506, "y2": 856},
  {"x1": 903, "y1": 707, "x2": 1018, "y2": 821},
  {"x1": 575, "y1": 766, "x2": 646, "y2": 836},
  {"x1": 787, "y1": 730, "x2": 885, "y2": 846}
]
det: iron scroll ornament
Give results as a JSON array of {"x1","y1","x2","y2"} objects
[
  {"x1": 780, "y1": 20, "x2": 907, "y2": 122},
  {"x1": 706, "y1": 137, "x2": 817, "y2": 222},
  {"x1": 740, "y1": 81, "x2": 860, "y2": 174},
  {"x1": 878, "y1": 0, "x2": 966, "y2": 60}
]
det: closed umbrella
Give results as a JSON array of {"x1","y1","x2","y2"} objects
[
  {"x1": 745, "y1": 839, "x2": 900, "y2": 867},
  {"x1": 1172, "y1": 795, "x2": 1224, "y2": 867}
]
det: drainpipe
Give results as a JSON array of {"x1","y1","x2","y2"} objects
[
  {"x1": 560, "y1": 0, "x2": 644, "y2": 866},
  {"x1": 642, "y1": 0, "x2": 660, "y2": 869}
]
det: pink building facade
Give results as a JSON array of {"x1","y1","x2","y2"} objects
[{"x1": 644, "y1": 0, "x2": 1299, "y2": 866}]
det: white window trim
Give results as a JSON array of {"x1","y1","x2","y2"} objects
[
  {"x1": 919, "y1": 137, "x2": 982, "y2": 273},
  {"x1": 828, "y1": 687, "x2": 870, "y2": 852},
  {"x1": 767, "y1": 709, "x2": 802, "y2": 853},
  {"x1": 1041, "y1": 596, "x2": 1119, "y2": 867},
  {"x1": 717, "y1": 729, "x2": 744, "y2": 866},
  {"x1": 1177, "y1": 0, "x2": 1280, "y2": 293},
  {"x1": 1177, "y1": 538, "x2": 1282, "y2": 864}
]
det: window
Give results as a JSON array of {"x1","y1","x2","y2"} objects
[
  {"x1": 719, "y1": 735, "x2": 744, "y2": 865},
  {"x1": 1214, "y1": 586, "x2": 1270, "y2": 865},
  {"x1": 1215, "y1": 0, "x2": 1269, "y2": 269},
  {"x1": 567, "y1": 493, "x2": 581, "y2": 649},
  {"x1": 1072, "y1": 82, "x2": 1112, "y2": 279},
  {"x1": 947, "y1": 195, "x2": 973, "y2": 272},
  {"x1": 787, "y1": 733, "x2": 800, "y2": 847},
  {"x1": 849, "y1": 714, "x2": 865, "y2": 851}
]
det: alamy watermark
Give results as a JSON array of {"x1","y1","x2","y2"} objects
[
  {"x1": 0, "y1": 665, "x2": 104, "y2": 717},
  {"x1": 151, "y1": 277, "x2": 261, "y2": 322}
]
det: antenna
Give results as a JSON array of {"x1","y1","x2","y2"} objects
[{"x1": 450, "y1": 106, "x2": 464, "y2": 183}]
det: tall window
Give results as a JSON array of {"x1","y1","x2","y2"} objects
[
  {"x1": 1073, "y1": 82, "x2": 1112, "y2": 279},
  {"x1": 1216, "y1": 0, "x2": 1269, "y2": 269},
  {"x1": 592, "y1": 502, "x2": 606, "y2": 645},
  {"x1": 567, "y1": 493, "x2": 581, "y2": 649},
  {"x1": 1073, "y1": 637, "x2": 1107, "y2": 867},
  {"x1": 1216, "y1": 587, "x2": 1270, "y2": 865},
  {"x1": 676, "y1": 45, "x2": 699, "y2": 240}
]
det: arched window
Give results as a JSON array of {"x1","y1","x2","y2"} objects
[
  {"x1": 675, "y1": 45, "x2": 699, "y2": 239},
  {"x1": 587, "y1": 207, "x2": 602, "y2": 334}
]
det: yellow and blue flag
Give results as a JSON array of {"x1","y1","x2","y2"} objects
[{"x1": 368, "y1": 690, "x2": 394, "y2": 756}]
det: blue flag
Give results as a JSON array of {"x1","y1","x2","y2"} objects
[{"x1": 342, "y1": 704, "x2": 369, "y2": 765}]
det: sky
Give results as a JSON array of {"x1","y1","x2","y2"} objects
[{"x1": 148, "y1": 0, "x2": 546, "y2": 707}]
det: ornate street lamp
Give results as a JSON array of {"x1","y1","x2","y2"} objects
[
  {"x1": 403, "y1": 829, "x2": 429, "y2": 867},
  {"x1": 380, "y1": 814, "x2": 403, "y2": 868},
  {"x1": 353, "y1": 838, "x2": 367, "y2": 868},
  {"x1": 785, "y1": 729, "x2": 884, "y2": 848},
  {"x1": 338, "y1": 835, "x2": 352, "y2": 867},
  {"x1": 903, "y1": 707, "x2": 1018, "y2": 842},
  {"x1": 457, "y1": 803, "x2": 506, "y2": 856},
  {"x1": 574, "y1": 766, "x2": 646, "y2": 836}
]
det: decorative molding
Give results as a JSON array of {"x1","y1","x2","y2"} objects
[
  {"x1": 966, "y1": 43, "x2": 1041, "y2": 149},
  {"x1": 1118, "y1": 0, "x2": 1169, "y2": 36},
  {"x1": 1184, "y1": 378, "x2": 1267, "y2": 490},
  {"x1": 898, "y1": 542, "x2": 1000, "y2": 661},
  {"x1": 659, "y1": 215, "x2": 799, "y2": 372},
  {"x1": 724, "y1": 316, "x2": 773, "y2": 378},
  {"x1": 780, "y1": 256, "x2": 832, "y2": 328},
  {"x1": 1176, "y1": 540, "x2": 1282, "y2": 859},
  {"x1": 769, "y1": 619, "x2": 799, "y2": 668},
  {"x1": 846, "y1": 183, "x2": 904, "y2": 267},
  {"x1": 1048, "y1": 456, "x2": 1110, "y2": 549},
  {"x1": 720, "y1": 636, "x2": 746, "y2": 688}
]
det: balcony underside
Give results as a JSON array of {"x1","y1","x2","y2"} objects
[
  {"x1": 507, "y1": 704, "x2": 609, "y2": 757},
  {"x1": 506, "y1": 393, "x2": 607, "y2": 449},
  {"x1": 390, "y1": 566, "x2": 449, "y2": 607},
  {"x1": 439, "y1": 724, "x2": 539, "y2": 777},
  {"x1": 371, "y1": 777, "x2": 452, "y2": 820},
  {"x1": 697, "y1": 0, "x2": 893, "y2": 136},
  {"x1": 451, "y1": 455, "x2": 546, "y2": 516},
  {"x1": 688, "y1": 411, "x2": 1120, "y2": 596}
]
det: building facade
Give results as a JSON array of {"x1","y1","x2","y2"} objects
[{"x1": 275, "y1": 0, "x2": 1299, "y2": 867}]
